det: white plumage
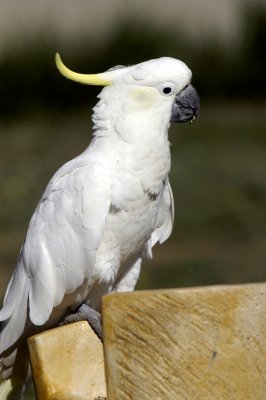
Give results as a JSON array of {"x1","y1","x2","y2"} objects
[{"x1": 0, "y1": 55, "x2": 199, "y2": 398}]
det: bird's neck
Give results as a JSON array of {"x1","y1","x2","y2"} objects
[{"x1": 87, "y1": 93, "x2": 172, "y2": 192}]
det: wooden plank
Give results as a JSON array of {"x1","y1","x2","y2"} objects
[
  {"x1": 102, "y1": 283, "x2": 266, "y2": 399},
  {"x1": 28, "y1": 321, "x2": 106, "y2": 400}
]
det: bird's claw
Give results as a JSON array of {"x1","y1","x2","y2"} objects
[{"x1": 60, "y1": 304, "x2": 102, "y2": 340}]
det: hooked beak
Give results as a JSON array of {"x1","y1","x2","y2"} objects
[{"x1": 171, "y1": 84, "x2": 200, "y2": 123}]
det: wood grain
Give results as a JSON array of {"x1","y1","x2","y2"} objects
[
  {"x1": 103, "y1": 283, "x2": 266, "y2": 399},
  {"x1": 28, "y1": 321, "x2": 106, "y2": 400}
]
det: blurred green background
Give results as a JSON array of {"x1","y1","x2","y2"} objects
[{"x1": 0, "y1": 0, "x2": 265, "y2": 398}]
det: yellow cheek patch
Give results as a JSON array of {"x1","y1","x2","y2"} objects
[{"x1": 131, "y1": 87, "x2": 157, "y2": 108}]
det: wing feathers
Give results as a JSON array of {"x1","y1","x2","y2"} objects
[
  {"x1": 0, "y1": 158, "x2": 111, "y2": 351},
  {"x1": 151, "y1": 181, "x2": 174, "y2": 246}
]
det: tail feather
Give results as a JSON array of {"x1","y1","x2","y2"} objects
[
  {"x1": 0, "y1": 257, "x2": 33, "y2": 400},
  {"x1": 0, "y1": 375, "x2": 29, "y2": 400},
  {"x1": 0, "y1": 268, "x2": 30, "y2": 354},
  {"x1": 0, "y1": 345, "x2": 31, "y2": 400},
  {"x1": 0, "y1": 379, "x2": 12, "y2": 399}
]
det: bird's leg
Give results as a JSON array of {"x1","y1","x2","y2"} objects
[{"x1": 60, "y1": 304, "x2": 102, "y2": 340}]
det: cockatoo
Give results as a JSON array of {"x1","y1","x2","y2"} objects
[{"x1": 0, "y1": 54, "x2": 200, "y2": 398}]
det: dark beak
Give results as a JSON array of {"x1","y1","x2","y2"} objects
[{"x1": 171, "y1": 84, "x2": 200, "y2": 123}]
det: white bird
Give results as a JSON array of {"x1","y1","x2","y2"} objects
[{"x1": 0, "y1": 54, "x2": 199, "y2": 399}]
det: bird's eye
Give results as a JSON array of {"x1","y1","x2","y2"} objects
[
  {"x1": 163, "y1": 87, "x2": 172, "y2": 94},
  {"x1": 159, "y1": 82, "x2": 175, "y2": 96}
]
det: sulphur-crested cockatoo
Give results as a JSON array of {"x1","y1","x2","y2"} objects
[{"x1": 0, "y1": 54, "x2": 200, "y2": 398}]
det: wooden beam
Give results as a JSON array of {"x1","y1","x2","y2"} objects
[
  {"x1": 102, "y1": 283, "x2": 266, "y2": 399},
  {"x1": 28, "y1": 321, "x2": 106, "y2": 400}
]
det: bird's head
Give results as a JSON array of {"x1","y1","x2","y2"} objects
[{"x1": 55, "y1": 54, "x2": 200, "y2": 128}]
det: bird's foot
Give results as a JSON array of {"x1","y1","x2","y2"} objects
[{"x1": 60, "y1": 304, "x2": 102, "y2": 340}]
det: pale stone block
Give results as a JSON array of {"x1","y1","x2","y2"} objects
[
  {"x1": 102, "y1": 283, "x2": 266, "y2": 399},
  {"x1": 28, "y1": 321, "x2": 106, "y2": 400}
]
